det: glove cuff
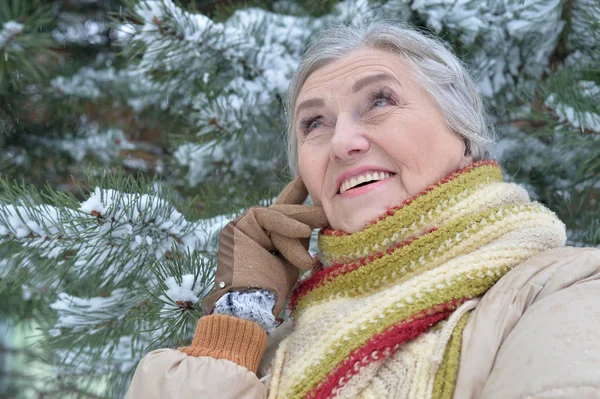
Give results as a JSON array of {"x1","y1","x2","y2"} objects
[
  {"x1": 179, "y1": 314, "x2": 268, "y2": 374},
  {"x1": 214, "y1": 290, "x2": 278, "y2": 334}
]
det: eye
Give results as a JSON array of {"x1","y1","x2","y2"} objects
[
  {"x1": 372, "y1": 98, "x2": 390, "y2": 107},
  {"x1": 368, "y1": 89, "x2": 397, "y2": 109},
  {"x1": 299, "y1": 115, "x2": 323, "y2": 135}
]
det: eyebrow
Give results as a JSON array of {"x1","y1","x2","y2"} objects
[
  {"x1": 295, "y1": 98, "x2": 325, "y2": 119},
  {"x1": 351, "y1": 73, "x2": 397, "y2": 93},
  {"x1": 294, "y1": 73, "x2": 398, "y2": 118}
]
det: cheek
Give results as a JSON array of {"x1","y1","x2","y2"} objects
[
  {"x1": 298, "y1": 149, "x2": 325, "y2": 206},
  {"x1": 383, "y1": 116, "x2": 441, "y2": 160},
  {"x1": 298, "y1": 145, "x2": 327, "y2": 205}
]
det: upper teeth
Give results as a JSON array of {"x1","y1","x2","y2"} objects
[{"x1": 340, "y1": 171, "x2": 392, "y2": 194}]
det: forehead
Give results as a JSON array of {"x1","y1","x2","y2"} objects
[{"x1": 296, "y1": 47, "x2": 411, "y2": 102}]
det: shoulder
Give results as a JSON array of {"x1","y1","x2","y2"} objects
[
  {"x1": 454, "y1": 246, "x2": 600, "y2": 399},
  {"x1": 486, "y1": 246, "x2": 600, "y2": 296}
]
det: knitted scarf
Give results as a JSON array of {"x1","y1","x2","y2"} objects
[{"x1": 268, "y1": 160, "x2": 566, "y2": 399}]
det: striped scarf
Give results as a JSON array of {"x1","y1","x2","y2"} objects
[{"x1": 268, "y1": 160, "x2": 566, "y2": 399}]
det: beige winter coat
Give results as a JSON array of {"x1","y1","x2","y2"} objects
[{"x1": 127, "y1": 246, "x2": 600, "y2": 398}]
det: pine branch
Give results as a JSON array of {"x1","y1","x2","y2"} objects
[
  {"x1": 0, "y1": 166, "x2": 229, "y2": 379},
  {"x1": 0, "y1": 0, "x2": 56, "y2": 93}
]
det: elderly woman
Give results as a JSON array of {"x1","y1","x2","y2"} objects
[{"x1": 128, "y1": 21, "x2": 600, "y2": 399}]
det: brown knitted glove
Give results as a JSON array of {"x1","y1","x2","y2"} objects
[{"x1": 201, "y1": 177, "x2": 328, "y2": 316}]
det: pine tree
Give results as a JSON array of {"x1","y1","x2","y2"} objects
[{"x1": 0, "y1": 0, "x2": 598, "y2": 397}]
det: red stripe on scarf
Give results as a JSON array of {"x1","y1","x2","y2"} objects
[{"x1": 305, "y1": 299, "x2": 465, "y2": 399}]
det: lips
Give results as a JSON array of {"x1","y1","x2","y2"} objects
[
  {"x1": 336, "y1": 166, "x2": 396, "y2": 194},
  {"x1": 339, "y1": 171, "x2": 394, "y2": 194}
]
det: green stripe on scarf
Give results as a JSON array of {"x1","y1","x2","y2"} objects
[{"x1": 432, "y1": 312, "x2": 470, "y2": 399}]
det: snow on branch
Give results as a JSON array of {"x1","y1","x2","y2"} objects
[
  {"x1": 411, "y1": 0, "x2": 564, "y2": 99},
  {"x1": 159, "y1": 274, "x2": 209, "y2": 317},
  {"x1": 546, "y1": 81, "x2": 600, "y2": 133},
  {"x1": 56, "y1": 333, "x2": 149, "y2": 375},
  {"x1": 0, "y1": 21, "x2": 24, "y2": 50},
  {"x1": 77, "y1": 186, "x2": 218, "y2": 255},
  {"x1": 128, "y1": 0, "x2": 313, "y2": 120},
  {"x1": 52, "y1": 14, "x2": 109, "y2": 46},
  {"x1": 28, "y1": 115, "x2": 135, "y2": 163},
  {"x1": 0, "y1": 181, "x2": 228, "y2": 286},
  {"x1": 0, "y1": 202, "x2": 76, "y2": 247},
  {"x1": 49, "y1": 289, "x2": 132, "y2": 336},
  {"x1": 569, "y1": 0, "x2": 600, "y2": 55},
  {"x1": 51, "y1": 67, "x2": 127, "y2": 100},
  {"x1": 143, "y1": 245, "x2": 217, "y2": 324},
  {"x1": 0, "y1": 179, "x2": 230, "y2": 378}
]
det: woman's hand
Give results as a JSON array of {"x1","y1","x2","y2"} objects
[{"x1": 201, "y1": 177, "x2": 328, "y2": 317}]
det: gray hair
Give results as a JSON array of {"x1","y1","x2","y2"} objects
[{"x1": 285, "y1": 20, "x2": 492, "y2": 176}]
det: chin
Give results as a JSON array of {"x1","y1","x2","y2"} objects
[{"x1": 331, "y1": 207, "x2": 389, "y2": 234}]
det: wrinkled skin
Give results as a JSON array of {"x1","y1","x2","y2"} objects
[{"x1": 295, "y1": 47, "x2": 472, "y2": 233}]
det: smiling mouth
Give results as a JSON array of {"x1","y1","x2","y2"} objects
[{"x1": 338, "y1": 172, "x2": 396, "y2": 194}]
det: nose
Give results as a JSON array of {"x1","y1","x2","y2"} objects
[{"x1": 329, "y1": 113, "x2": 370, "y2": 162}]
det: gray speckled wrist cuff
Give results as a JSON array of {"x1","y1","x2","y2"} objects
[{"x1": 213, "y1": 290, "x2": 277, "y2": 335}]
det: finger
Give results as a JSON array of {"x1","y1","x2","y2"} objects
[
  {"x1": 272, "y1": 233, "x2": 315, "y2": 270},
  {"x1": 269, "y1": 204, "x2": 329, "y2": 229},
  {"x1": 273, "y1": 176, "x2": 308, "y2": 206},
  {"x1": 235, "y1": 210, "x2": 274, "y2": 250},
  {"x1": 253, "y1": 207, "x2": 312, "y2": 238}
]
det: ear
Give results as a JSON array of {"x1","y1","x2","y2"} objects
[{"x1": 459, "y1": 138, "x2": 473, "y2": 168}]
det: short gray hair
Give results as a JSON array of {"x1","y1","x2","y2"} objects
[{"x1": 285, "y1": 20, "x2": 492, "y2": 176}]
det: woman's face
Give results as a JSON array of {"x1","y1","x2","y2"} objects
[{"x1": 295, "y1": 47, "x2": 472, "y2": 233}]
